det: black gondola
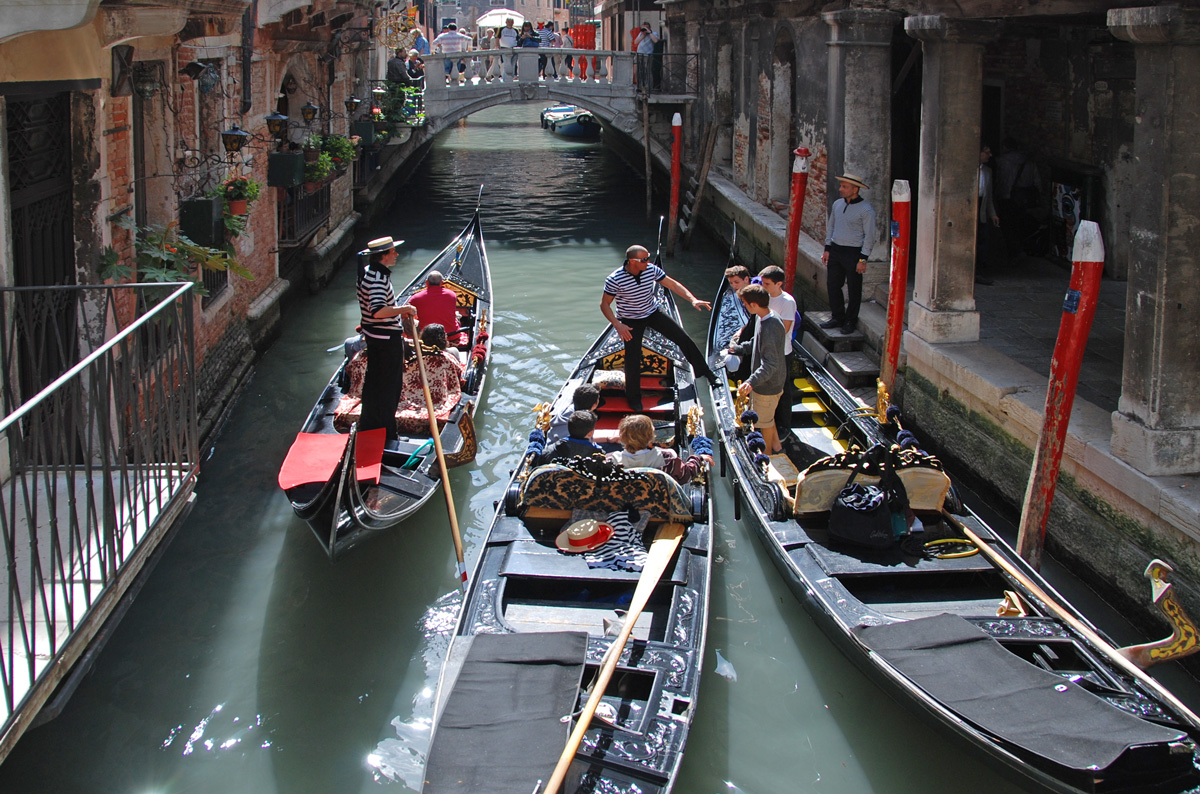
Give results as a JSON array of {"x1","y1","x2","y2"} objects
[
  {"x1": 421, "y1": 289, "x2": 713, "y2": 794},
  {"x1": 278, "y1": 208, "x2": 493, "y2": 560},
  {"x1": 705, "y1": 274, "x2": 1200, "y2": 794}
]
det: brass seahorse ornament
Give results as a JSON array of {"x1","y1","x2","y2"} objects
[{"x1": 1116, "y1": 559, "x2": 1200, "y2": 669}]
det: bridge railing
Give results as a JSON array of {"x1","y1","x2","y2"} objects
[
  {"x1": 422, "y1": 48, "x2": 632, "y2": 92},
  {"x1": 0, "y1": 282, "x2": 198, "y2": 760}
]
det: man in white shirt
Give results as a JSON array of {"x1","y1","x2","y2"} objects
[
  {"x1": 759, "y1": 265, "x2": 797, "y2": 435},
  {"x1": 432, "y1": 23, "x2": 472, "y2": 85}
]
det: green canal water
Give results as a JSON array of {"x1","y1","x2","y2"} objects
[{"x1": 1, "y1": 104, "x2": 1188, "y2": 794}]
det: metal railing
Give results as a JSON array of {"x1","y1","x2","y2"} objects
[
  {"x1": 0, "y1": 283, "x2": 198, "y2": 759},
  {"x1": 278, "y1": 182, "x2": 331, "y2": 245},
  {"x1": 640, "y1": 52, "x2": 699, "y2": 97}
]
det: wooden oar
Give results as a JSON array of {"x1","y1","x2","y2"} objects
[
  {"x1": 541, "y1": 523, "x2": 686, "y2": 794},
  {"x1": 406, "y1": 317, "x2": 468, "y2": 590},
  {"x1": 943, "y1": 511, "x2": 1200, "y2": 729}
]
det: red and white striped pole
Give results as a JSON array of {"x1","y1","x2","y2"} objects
[
  {"x1": 782, "y1": 147, "x2": 811, "y2": 294},
  {"x1": 1016, "y1": 220, "x2": 1105, "y2": 570},
  {"x1": 879, "y1": 179, "x2": 911, "y2": 394},
  {"x1": 666, "y1": 113, "x2": 683, "y2": 255}
]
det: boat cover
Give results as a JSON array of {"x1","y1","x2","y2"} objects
[
  {"x1": 854, "y1": 613, "x2": 1186, "y2": 774},
  {"x1": 423, "y1": 631, "x2": 588, "y2": 793}
]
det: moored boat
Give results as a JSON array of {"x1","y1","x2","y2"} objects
[
  {"x1": 422, "y1": 289, "x2": 713, "y2": 794},
  {"x1": 705, "y1": 273, "x2": 1200, "y2": 794},
  {"x1": 540, "y1": 104, "x2": 601, "y2": 139},
  {"x1": 278, "y1": 208, "x2": 493, "y2": 560}
]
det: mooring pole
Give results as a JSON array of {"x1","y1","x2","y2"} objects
[
  {"x1": 665, "y1": 113, "x2": 683, "y2": 254},
  {"x1": 879, "y1": 179, "x2": 911, "y2": 396},
  {"x1": 782, "y1": 147, "x2": 811, "y2": 294},
  {"x1": 643, "y1": 99, "x2": 652, "y2": 217},
  {"x1": 1016, "y1": 220, "x2": 1105, "y2": 570}
]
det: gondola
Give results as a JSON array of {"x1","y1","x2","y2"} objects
[
  {"x1": 705, "y1": 274, "x2": 1200, "y2": 793},
  {"x1": 278, "y1": 207, "x2": 492, "y2": 560},
  {"x1": 421, "y1": 289, "x2": 713, "y2": 794}
]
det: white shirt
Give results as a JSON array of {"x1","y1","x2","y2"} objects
[{"x1": 768, "y1": 291, "x2": 797, "y2": 355}]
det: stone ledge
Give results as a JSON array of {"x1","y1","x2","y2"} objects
[{"x1": 906, "y1": 332, "x2": 1200, "y2": 545}]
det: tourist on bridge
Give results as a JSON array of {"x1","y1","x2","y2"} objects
[
  {"x1": 413, "y1": 27, "x2": 430, "y2": 56},
  {"x1": 357, "y1": 237, "x2": 418, "y2": 442},
  {"x1": 600, "y1": 244, "x2": 718, "y2": 413},
  {"x1": 433, "y1": 22, "x2": 472, "y2": 86},
  {"x1": 819, "y1": 174, "x2": 876, "y2": 336},
  {"x1": 405, "y1": 50, "x2": 425, "y2": 86}
]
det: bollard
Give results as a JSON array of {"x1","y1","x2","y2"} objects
[
  {"x1": 1015, "y1": 220, "x2": 1105, "y2": 570},
  {"x1": 665, "y1": 113, "x2": 683, "y2": 255},
  {"x1": 878, "y1": 179, "x2": 911, "y2": 396},
  {"x1": 782, "y1": 147, "x2": 811, "y2": 294}
]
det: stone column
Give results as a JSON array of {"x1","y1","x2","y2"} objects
[
  {"x1": 1108, "y1": 7, "x2": 1200, "y2": 475},
  {"x1": 823, "y1": 9, "x2": 900, "y2": 266},
  {"x1": 903, "y1": 16, "x2": 997, "y2": 343}
]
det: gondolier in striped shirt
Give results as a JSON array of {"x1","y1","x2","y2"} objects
[
  {"x1": 601, "y1": 244, "x2": 718, "y2": 412},
  {"x1": 357, "y1": 236, "x2": 417, "y2": 441}
]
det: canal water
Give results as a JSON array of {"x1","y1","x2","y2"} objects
[{"x1": 0, "y1": 105, "x2": 1191, "y2": 794}]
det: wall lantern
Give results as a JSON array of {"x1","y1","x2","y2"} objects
[
  {"x1": 265, "y1": 112, "x2": 289, "y2": 139},
  {"x1": 344, "y1": 96, "x2": 362, "y2": 116},
  {"x1": 133, "y1": 63, "x2": 163, "y2": 100},
  {"x1": 300, "y1": 101, "x2": 319, "y2": 123},
  {"x1": 220, "y1": 124, "x2": 250, "y2": 154}
]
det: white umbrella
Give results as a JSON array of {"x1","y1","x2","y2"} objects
[{"x1": 476, "y1": 8, "x2": 524, "y2": 30}]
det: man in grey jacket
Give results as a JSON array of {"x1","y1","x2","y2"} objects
[
  {"x1": 820, "y1": 174, "x2": 876, "y2": 335},
  {"x1": 727, "y1": 284, "x2": 786, "y2": 455}
]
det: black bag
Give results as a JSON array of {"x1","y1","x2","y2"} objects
[{"x1": 828, "y1": 467, "x2": 895, "y2": 549}]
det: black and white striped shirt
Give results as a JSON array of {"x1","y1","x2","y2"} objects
[
  {"x1": 357, "y1": 265, "x2": 401, "y2": 339},
  {"x1": 604, "y1": 262, "x2": 665, "y2": 320}
]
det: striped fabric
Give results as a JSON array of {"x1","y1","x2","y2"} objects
[
  {"x1": 574, "y1": 509, "x2": 650, "y2": 572},
  {"x1": 603, "y1": 263, "x2": 665, "y2": 320},
  {"x1": 538, "y1": 28, "x2": 554, "y2": 47},
  {"x1": 357, "y1": 266, "x2": 401, "y2": 339}
]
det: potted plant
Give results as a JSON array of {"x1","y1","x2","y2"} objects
[
  {"x1": 320, "y1": 134, "x2": 357, "y2": 174},
  {"x1": 303, "y1": 152, "x2": 333, "y2": 190},
  {"x1": 372, "y1": 107, "x2": 387, "y2": 132},
  {"x1": 220, "y1": 175, "x2": 261, "y2": 215},
  {"x1": 303, "y1": 134, "x2": 322, "y2": 162}
]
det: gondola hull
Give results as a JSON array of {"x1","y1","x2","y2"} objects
[
  {"x1": 279, "y1": 210, "x2": 493, "y2": 560},
  {"x1": 705, "y1": 276, "x2": 1200, "y2": 794},
  {"x1": 422, "y1": 292, "x2": 713, "y2": 794}
]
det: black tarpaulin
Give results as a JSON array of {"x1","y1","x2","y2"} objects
[
  {"x1": 854, "y1": 613, "x2": 1186, "y2": 774},
  {"x1": 423, "y1": 631, "x2": 588, "y2": 794}
]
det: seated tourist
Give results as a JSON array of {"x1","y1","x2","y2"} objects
[
  {"x1": 606, "y1": 414, "x2": 711, "y2": 484},
  {"x1": 547, "y1": 383, "x2": 600, "y2": 443},
  {"x1": 536, "y1": 410, "x2": 603, "y2": 465},
  {"x1": 395, "y1": 324, "x2": 465, "y2": 434},
  {"x1": 409, "y1": 270, "x2": 466, "y2": 346}
]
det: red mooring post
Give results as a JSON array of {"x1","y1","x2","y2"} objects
[
  {"x1": 665, "y1": 113, "x2": 683, "y2": 255},
  {"x1": 1016, "y1": 220, "x2": 1106, "y2": 570},
  {"x1": 782, "y1": 147, "x2": 811, "y2": 294},
  {"x1": 879, "y1": 179, "x2": 911, "y2": 393}
]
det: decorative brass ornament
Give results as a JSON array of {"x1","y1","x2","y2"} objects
[{"x1": 374, "y1": 11, "x2": 418, "y2": 52}]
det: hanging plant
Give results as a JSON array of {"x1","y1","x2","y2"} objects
[
  {"x1": 303, "y1": 152, "x2": 334, "y2": 184},
  {"x1": 218, "y1": 175, "x2": 262, "y2": 215},
  {"x1": 99, "y1": 214, "x2": 253, "y2": 293}
]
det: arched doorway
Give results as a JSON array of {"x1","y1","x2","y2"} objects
[{"x1": 767, "y1": 31, "x2": 796, "y2": 207}]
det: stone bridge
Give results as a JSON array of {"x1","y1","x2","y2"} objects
[{"x1": 417, "y1": 49, "x2": 641, "y2": 139}]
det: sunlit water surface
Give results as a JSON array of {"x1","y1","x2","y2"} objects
[{"x1": 1, "y1": 105, "x2": 1190, "y2": 794}]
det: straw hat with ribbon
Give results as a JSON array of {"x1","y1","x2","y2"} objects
[{"x1": 556, "y1": 519, "x2": 615, "y2": 553}]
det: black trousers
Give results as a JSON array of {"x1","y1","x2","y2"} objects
[
  {"x1": 620, "y1": 309, "x2": 709, "y2": 407},
  {"x1": 826, "y1": 244, "x2": 863, "y2": 325},
  {"x1": 360, "y1": 333, "x2": 405, "y2": 440}
]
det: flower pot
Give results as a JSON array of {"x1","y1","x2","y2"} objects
[
  {"x1": 303, "y1": 181, "x2": 322, "y2": 194},
  {"x1": 227, "y1": 198, "x2": 248, "y2": 215},
  {"x1": 304, "y1": 149, "x2": 320, "y2": 163},
  {"x1": 373, "y1": 120, "x2": 388, "y2": 132}
]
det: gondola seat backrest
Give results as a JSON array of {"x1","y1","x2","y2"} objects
[
  {"x1": 521, "y1": 460, "x2": 692, "y2": 524},
  {"x1": 794, "y1": 450, "x2": 952, "y2": 515}
]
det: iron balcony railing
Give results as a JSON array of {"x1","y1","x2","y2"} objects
[
  {"x1": 639, "y1": 52, "x2": 699, "y2": 97},
  {"x1": 0, "y1": 282, "x2": 198, "y2": 761},
  {"x1": 278, "y1": 182, "x2": 331, "y2": 246}
]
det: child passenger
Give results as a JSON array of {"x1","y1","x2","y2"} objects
[{"x1": 607, "y1": 414, "x2": 711, "y2": 484}]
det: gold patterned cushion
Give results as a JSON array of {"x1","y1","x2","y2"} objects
[{"x1": 521, "y1": 458, "x2": 692, "y2": 523}]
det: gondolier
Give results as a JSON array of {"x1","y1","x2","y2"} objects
[
  {"x1": 357, "y1": 236, "x2": 417, "y2": 441},
  {"x1": 600, "y1": 244, "x2": 717, "y2": 412},
  {"x1": 820, "y1": 174, "x2": 876, "y2": 335}
]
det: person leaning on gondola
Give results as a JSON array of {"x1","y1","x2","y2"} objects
[
  {"x1": 536, "y1": 410, "x2": 603, "y2": 465},
  {"x1": 357, "y1": 236, "x2": 417, "y2": 442},
  {"x1": 601, "y1": 244, "x2": 719, "y2": 412}
]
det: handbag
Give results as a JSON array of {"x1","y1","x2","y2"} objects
[{"x1": 828, "y1": 467, "x2": 896, "y2": 549}]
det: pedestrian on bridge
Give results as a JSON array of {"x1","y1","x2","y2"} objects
[{"x1": 433, "y1": 23, "x2": 472, "y2": 86}]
